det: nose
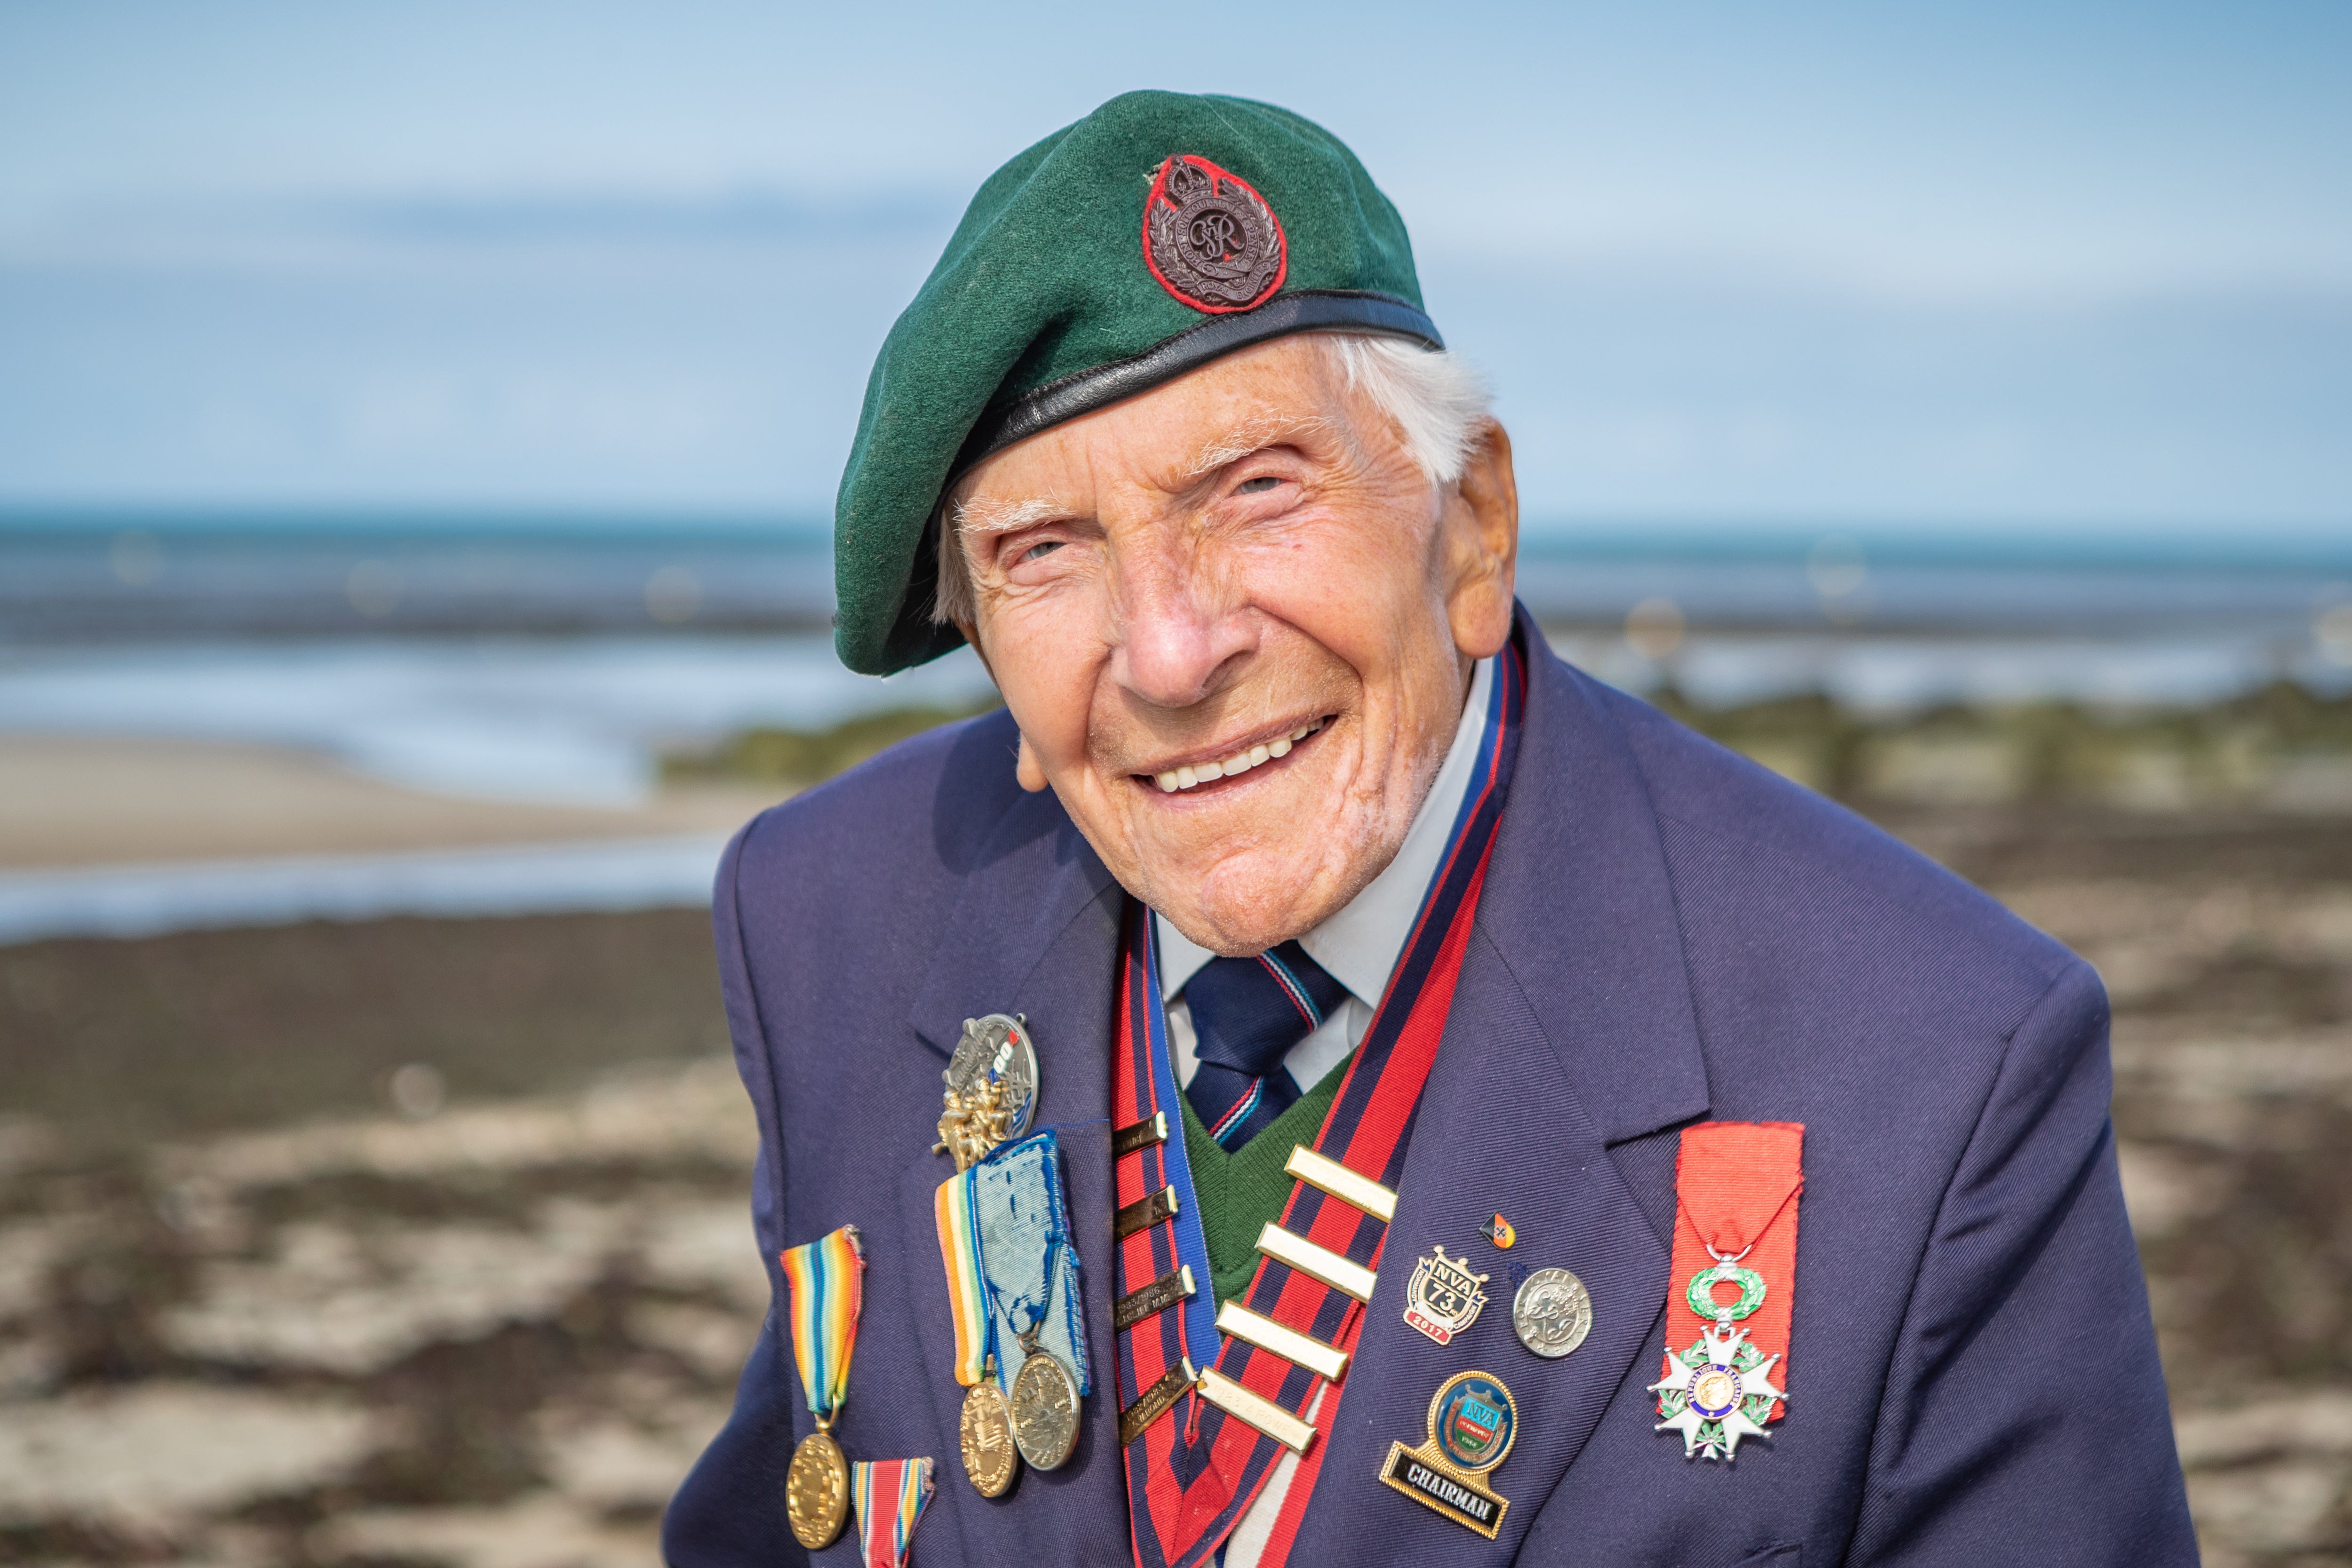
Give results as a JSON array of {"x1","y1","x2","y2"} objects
[{"x1": 1108, "y1": 538, "x2": 1257, "y2": 710}]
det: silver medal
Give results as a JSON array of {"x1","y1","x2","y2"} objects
[
  {"x1": 936, "y1": 1013, "x2": 1041, "y2": 1170},
  {"x1": 948, "y1": 1014, "x2": 1039, "y2": 1136},
  {"x1": 1511, "y1": 1267, "x2": 1593, "y2": 1359}
]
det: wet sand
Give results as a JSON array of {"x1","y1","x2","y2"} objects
[
  {"x1": 0, "y1": 734, "x2": 779, "y2": 870},
  {"x1": 0, "y1": 803, "x2": 2348, "y2": 1563}
]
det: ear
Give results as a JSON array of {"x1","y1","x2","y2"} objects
[
  {"x1": 1443, "y1": 418, "x2": 1520, "y2": 660},
  {"x1": 1015, "y1": 730, "x2": 1049, "y2": 793},
  {"x1": 956, "y1": 621, "x2": 1046, "y2": 792}
]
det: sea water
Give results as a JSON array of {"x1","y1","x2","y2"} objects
[{"x1": 1, "y1": 525, "x2": 2344, "y2": 941}]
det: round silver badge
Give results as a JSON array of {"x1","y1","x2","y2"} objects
[
  {"x1": 946, "y1": 1014, "x2": 1040, "y2": 1139},
  {"x1": 1009, "y1": 1347, "x2": 1081, "y2": 1470},
  {"x1": 1511, "y1": 1267, "x2": 1593, "y2": 1360}
]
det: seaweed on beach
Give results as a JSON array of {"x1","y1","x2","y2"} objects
[{"x1": 659, "y1": 698, "x2": 1002, "y2": 790}]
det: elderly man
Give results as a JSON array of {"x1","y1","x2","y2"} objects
[{"x1": 664, "y1": 93, "x2": 2193, "y2": 1567}]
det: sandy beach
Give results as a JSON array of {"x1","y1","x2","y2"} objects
[
  {"x1": 3, "y1": 725, "x2": 2350, "y2": 1563},
  {"x1": 0, "y1": 734, "x2": 780, "y2": 870}
]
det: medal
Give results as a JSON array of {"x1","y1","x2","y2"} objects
[
  {"x1": 937, "y1": 1149, "x2": 1024, "y2": 1495},
  {"x1": 787, "y1": 1431, "x2": 849, "y2": 1549},
  {"x1": 1402, "y1": 1242, "x2": 1490, "y2": 1346},
  {"x1": 779, "y1": 1225, "x2": 866, "y2": 1549},
  {"x1": 1379, "y1": 1370, "x2": 1518, "y2": 1539},
  {"x1": 1650, "y1": 1273, "x2": 1787, "y2": 1461},
  {"x1": 933, "y1": 1129, "x2": 1090, "y2": 1491},
  {"x1": 1009, "y1": 1325, "x2": 1082, "y2": 1469},
  {"x1": 935, "y1": 1013, "x2": 1040, "y2": 1170},
  {"x1": 959, "y1": 1370, "x2": 1019, "y2": 1497},
  {"x1": 1510, "y1": 1266, "x2": 1592, "y2": 1359},
  {"x1": 1649, "y1": 1119, "x2": 1804, "y2": 1463}
]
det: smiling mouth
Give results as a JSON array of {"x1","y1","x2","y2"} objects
[{"x1": 1142, "y1": 716, "x2": 1331, "y2": 794}]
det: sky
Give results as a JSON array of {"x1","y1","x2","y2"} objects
[{"x1": 1, "y1": 0, "x2": 2346, "y2": 544}]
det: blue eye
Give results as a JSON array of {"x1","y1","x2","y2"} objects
[
  {"x1": 1235, "y1": 477, "x2": 1280, "y2": 494},
  {"x1": 1018, "y1": 541, "x2": 1064, "y2": 564}
]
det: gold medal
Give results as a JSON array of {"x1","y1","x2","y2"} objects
[
  {"x1": 777, "y1": 1227, "x2": 866, "y2": 1549},
  {"x1": 785, "y1": 1426, "x2": 850, "y2": 1548},
  {"x1": 960, "y1": 1370, "x2": 1020, "y2": 1496},
  {"x1": 1009, "y1": 1331, "x2": 1082, "y2": 1470}
]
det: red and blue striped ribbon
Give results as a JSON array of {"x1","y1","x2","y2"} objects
[{"x1": 1111, "y1": 639, "x2": 1526, "y2": 1568}]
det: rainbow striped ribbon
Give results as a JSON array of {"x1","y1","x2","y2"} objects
[
  {"x1": 779, "y1": 1224, "x2": 866, "y2": 1418},
  {"x1": 850, "y1": 1456, "x2": 937, "y2": 1568},
  {"x1": 933, "y1": 1165, "x2": 994, "y2": 1386}
]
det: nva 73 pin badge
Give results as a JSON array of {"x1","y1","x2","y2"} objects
[{"x1": 1403, "y1": 1244, "x2": 1489, "y2": 1346}]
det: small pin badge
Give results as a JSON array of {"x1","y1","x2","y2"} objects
[
  {"x1": 1403, "y1": 1243, "x2": 1489, "y2": 1346},
  {"x1": 1379, "y1": 1370, "x2": 1517, "y2": 1538},
  {"x1": 1480, "y1": 1212, "x2": 1516, "y2": 1249}
]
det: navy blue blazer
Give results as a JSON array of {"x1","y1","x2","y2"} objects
[{"x1": 664, "y1": 615, "x2": 2194, "y2": 1566}]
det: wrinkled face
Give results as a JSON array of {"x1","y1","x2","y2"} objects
[{"x1": 953, "y1": 336, "x2": 1518, "y2": 955}]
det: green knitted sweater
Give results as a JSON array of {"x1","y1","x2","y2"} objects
[{"x1": 1176, "y1": 1052, "x2": 1357, "y2": 1306}]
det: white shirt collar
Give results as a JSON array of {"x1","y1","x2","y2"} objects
[{"x1": 1155, "y1": 654, "x2": 1496, "y2": 1006}]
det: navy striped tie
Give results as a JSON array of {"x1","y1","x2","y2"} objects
[{"x1": 1182, "y1": 942, "x2": 1350, "y2": 1152}]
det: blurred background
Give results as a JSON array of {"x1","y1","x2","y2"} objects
[{"x1": 2, "y1": 2, "x2": 2348, "y2": 1563}]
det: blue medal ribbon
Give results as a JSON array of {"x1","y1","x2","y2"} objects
[{"x1": 970, "y1": 1130, "x2": 1090, "y2": 1395}]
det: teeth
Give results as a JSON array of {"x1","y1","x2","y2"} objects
[{"x1": 1155, "y1": 719, "x2": 1323, "y2": 791}]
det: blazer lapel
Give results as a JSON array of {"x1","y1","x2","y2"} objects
[
  {"x1": 1288, "y1": 621, "x2": 1711, "y2": 1561},
  {"x1": 895, "y1": 782, "x2": 1132, "y2": 1564}
]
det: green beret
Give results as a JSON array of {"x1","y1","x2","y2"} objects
[{"x1": 833, "y1": 90, "x2": 1442, "y2": 675}]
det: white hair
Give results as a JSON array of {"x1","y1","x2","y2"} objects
[{"x1": 931, "y1": 332, "x2": 1491, "y2": 627}]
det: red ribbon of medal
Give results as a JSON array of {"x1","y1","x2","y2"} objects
[
  {"x1": 1111, "y1": 641, "x2": 1526, "y2": 1568},
  {"x1": 1655, "y1": 1121, "x2": 1804, "y2": 1457}
]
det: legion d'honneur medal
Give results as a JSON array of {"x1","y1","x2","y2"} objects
[
  {"x1": 779, "y1": 1225, "x2": 866, "y2": 1548},
  {"x1": 1649, "y1": 1120, "x2": 1804, "y2": 1462},
  {"x1": 935, "y1": 1127, "x2": 1090, "y2": 1494}
]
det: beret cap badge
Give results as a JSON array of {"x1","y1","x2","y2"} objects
[{"x1": 1143, "y1": 154, "x2": 1287, "y2": 314}]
